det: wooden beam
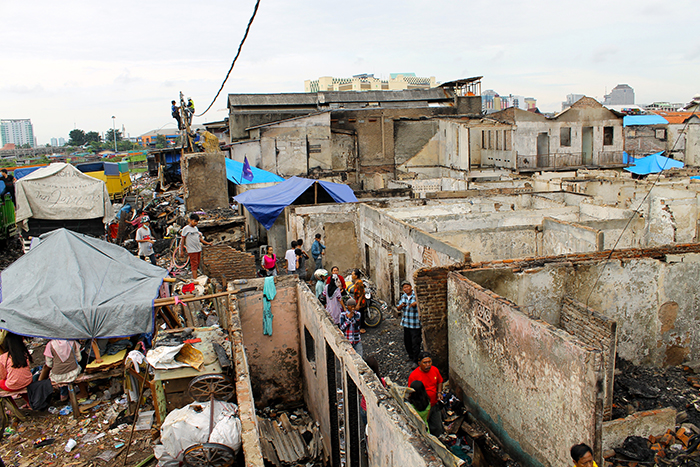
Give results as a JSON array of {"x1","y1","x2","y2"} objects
[{"x1": 153, "y1": 291, "x2": 233, "y2": 307}]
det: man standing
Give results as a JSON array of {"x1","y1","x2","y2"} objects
[
  {"x1": 135, "y1": 215, "x2": 157, "y2": 266},
  {"x1": 311, "y1": 233, "x2": 325, "y2": 270},
  {"x1": 296, "y1": 238, "x2": 310, "y2": 280},
  {"x1": 397, "y1": 281, "x2": 421, "y2": 363},
  {"x1": 181, "y1": 213, "x2": 212, "y2": 279},
  {"x1": 408, "y1": 352, "x2": 444, "y2": 436},
  {"x1": 171, "y1": 100, "x2": 182, "y2": 130},
  {"x1": 285, "y1": 240, "x2": 298, "y2": 275}
]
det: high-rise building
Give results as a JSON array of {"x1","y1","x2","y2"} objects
[
  {"x1": 1, "y1": 119, "x2": 35, "y2": 148},
  {"x1": 305, "y1": 73, "x2": 437, "y2": 92},
  {"x1": 58, "y1": 137, "x2": 66, "y2": 146},
  {"x1": 50, "y1": 137, "x2": 58, "y2": 147},
  {"x1": 562, "y1": 94, "x2": 586, "y2": 111},
  {"x1": 482, "y1": 89, "x2": 536, "y2": 113},
  {"x1": 603, "y1": 84, "x2": 634, "y2": 106}
]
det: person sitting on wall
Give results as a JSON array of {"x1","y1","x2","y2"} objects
[
  {"x1": 571, "y1": 443, "x2": 597, "y2": 467},
  {"x1": 406, "y1": 380, "x2": 431, "y2": 432},
  {"x1": 408, "y1": 351, "x2": 444, "y2": 436}
]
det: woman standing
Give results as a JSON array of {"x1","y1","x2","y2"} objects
[
  {"x1": 262, "y1": 246, "x2": 278, "y2": 276},
  {"x1": 324, "y1": 273, "x2": 346, "y2": 325},
  {"x1": 349, "y1": 269, "x2": 367, "y2": 333}
]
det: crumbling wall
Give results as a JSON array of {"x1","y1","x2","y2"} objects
[
  {"x1": 542, "y1": 217, "x2": 603, "y2": 255},
  {"x1": 448, "y1": 272, "x2": 603, "y2": 467},
  {"x1": 434, "y1": 226, "x2": 540, "y2": 262},
  {"x1": 296, "y1": 282, "x2": 443, "y2": 467},
  {"x1": 560, "y1": 297, "x2": 618, "y2": 420},
  {"x1": 235, "y1": 276, "x2": 303, "y2": 407},
  {"x1": 181, "y1": 152, "x2": 229, "y2": 211},
  {"x1": 202, "y1": 244, "x2": 257, "y2": 283}
]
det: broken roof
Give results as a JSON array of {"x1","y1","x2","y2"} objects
[{"x1": 650, "y1": 111, "x2": 700, "y2": 125}]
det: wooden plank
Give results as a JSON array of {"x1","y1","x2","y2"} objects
[
  {"x1": 153, "y1": 291, "x2": 233, "y2": 307},
  {"x1": 151, "y1": 380, "x2": 167, "y2": 427}
]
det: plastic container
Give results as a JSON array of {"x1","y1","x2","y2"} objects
[{"x1": 65, "y1": 438, "x2": 77, "y2": 452}]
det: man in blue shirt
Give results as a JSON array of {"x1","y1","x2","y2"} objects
[
  {"x1": 310, "y1": 233, "x2": 326, "y2": 270},
  {"x1": 397, "y1": 281, "x2": 421, "y2": 363}
]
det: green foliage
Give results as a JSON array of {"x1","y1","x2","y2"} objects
[
  {"x1": 105, "y1": 129, "x2": 122, "y2": 144},
  {"x1": 85, "y1": 131, "x2": 101, "y2": 143},
  {"x1": 155, "y1": 134, "x2": 167, "y2": 149},
  {"x1": 68, "y1": 129, "x2": 86, "y2": 146}
]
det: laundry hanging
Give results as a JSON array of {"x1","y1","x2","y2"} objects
[{"x1": 262, "y1": 276, "x2": 277, "y2": 335}]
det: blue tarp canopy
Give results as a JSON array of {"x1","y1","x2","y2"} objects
[
  {"x1": 225, "y1": 158, "x2": 284, "y2": 185},
  {"x1": 234, "y1": 176, "x2": 358, "y2": 229},
  {"x1": 623, "y1": 115, "x2": 669, "y2": 126},
  {"x1": 14, "y1": 166, "x2": 46, "y2": 179},
  {"x1": 624, "y1": 151, "x2": 684, "y2": 175}
]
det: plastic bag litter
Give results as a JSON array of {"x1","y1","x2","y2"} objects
[{"x1": 159, "y1": 400, "x2": 241, "y2": 461}]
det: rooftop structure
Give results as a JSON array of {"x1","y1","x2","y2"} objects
[{"x1": 305, "y1": 73, "x2": 437, "y2": 93}]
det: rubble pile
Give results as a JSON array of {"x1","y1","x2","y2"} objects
[
  {"x1": 607, "y1": 428, "x2": 700, "y2": 466},
  {"x1": 257, "y1": 405, "x2": 325, "y2": 467},
  {"x1": 613, "y1": 359, "x2": 700, "y2": 425}
]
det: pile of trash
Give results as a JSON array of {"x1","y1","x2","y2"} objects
[
  {"x1": 257, "y1": 405, "x2": 325, "y2": 466},
  {"x1": 608, "y1": 427, "x2": 700, "y2": 466}
]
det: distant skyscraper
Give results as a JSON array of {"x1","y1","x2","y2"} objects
[
  {"x1": 1, "y1": 119, "x2": 35, "y2": 148},
  {"x1": 58, "y1": 137, "x2": 66, "y2": 146},
  {"x1": 603, "y1": 84, "x2": 634, "y2": 106},
  {"x1": 482, "y1": 89, "x2": 535, "y2": 113},
  {"x1": 50, "y1": 137, "x2": 58, "y2": 147}
]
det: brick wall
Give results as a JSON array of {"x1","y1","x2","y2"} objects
[
  {"x1": 202, "y1": 244, "x2": 257, "y2": 284},
  {"x1": 560, "y1": 296, "x2": 618, "y2": 420},
  {"x1": 413, "y1": 260, "x2": 470, "y2": 377}
]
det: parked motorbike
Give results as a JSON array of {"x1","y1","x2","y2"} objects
[{"x1": 362, "y1": 279, "x2": 386, "y2": 328}]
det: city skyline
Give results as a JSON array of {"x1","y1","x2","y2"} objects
[{"x1": 1, "y1": 0, "x2": 698, "y2": 145}]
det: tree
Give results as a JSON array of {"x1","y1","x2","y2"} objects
[
  {"x1": 117, "y1": 140, "x2": 137, "y2": 151},
  {"x1": 68, "y1": 129, "x2": 86, "y2": 146},
  {"x1": 155, "y1": 134, "x2": 167, "y2": 149},
  {"x1": 105, "y1": 129, "x2": 122, "y2": 145},
  {"x1": 85, "y1": 131, "x2": 101, "y2": 143}
]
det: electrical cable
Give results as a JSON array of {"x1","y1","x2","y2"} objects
[
  {"x1": 195, "y1": 0, "x2": 261, "y2": 117},
  {"x1": 584, "y1": 108, "x2": 698, "y2": 307}
]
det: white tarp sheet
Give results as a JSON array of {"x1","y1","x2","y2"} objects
[{"x1": 14, "y1": 162, "x2": 113, "y2": 223}]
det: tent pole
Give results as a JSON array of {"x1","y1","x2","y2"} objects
[
  {"x1": 314, "y1": 182, "x2": 318, "y2": 204},
  {"x1": 91, "y1": 339, "x2": 103, "y2": 363}
]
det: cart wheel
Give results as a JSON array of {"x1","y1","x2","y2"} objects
[
  {"x1": 183, "y1": 443, "x2": 236, "y2": 467},
  {"x1": 188, "y1": 374, "x2": 235, "y2": 402}
]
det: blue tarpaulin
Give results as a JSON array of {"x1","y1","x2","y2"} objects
[
  {"x1": 225, "y1": 158, "x2": 283, "y2": 185},
  {"x1": 14, "y1": 166, "x2": 46, "y2": 180},
  {"x1": 624, "y1": 151, "x2": 684, "y2": 175},
  {"x1": 623, "y1": 115, "x2": 669, "y2": 126},
  {"x1": 234, "y1": 176, "x2": 358, "y2": 229}
]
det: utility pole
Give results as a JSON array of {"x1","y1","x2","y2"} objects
[{"x1": 112, "y1": 116, "x2": 117, "y2": 152}]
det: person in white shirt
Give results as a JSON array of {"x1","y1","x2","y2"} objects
[
  {"x1": 285, "y1": 240, "x2": 299, "y2": 275},
  {"x1": 135, "y1": 216, "x2": 157, "y2": 265},
  {"x1": 180, "y1": 213, "x2": 212, "y2": 279}
]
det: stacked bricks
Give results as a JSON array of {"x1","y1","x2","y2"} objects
[
  {"x1": 202, "y1": 244, "x2": 257, "y2": 284},
  {"x1": 561, "y1": 297, "x2": 618, "y2": 420},
  {"x1": 413, "y1": 260, "x2": 470, "y2": 378}
]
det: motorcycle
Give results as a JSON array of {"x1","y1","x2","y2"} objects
[{"x1": 362, "y1": 279, "x2": 386, "y2": 328}]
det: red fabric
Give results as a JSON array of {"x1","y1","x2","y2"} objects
[
  {"x1": 326, "y1": 275, "x2": 347, "y2": 291},
  {"x1": 408, "y1": 366, "x2": 443, "y2": 406},
  {"x1": 0, "y1": 380, "x2": 10, "y2": 391},
  {"x1": 188, "y1": 252, "x2": 201, "y2": 273},
  {"x1": 182, "y1": 283, "x2": 196, "y2": 294}
]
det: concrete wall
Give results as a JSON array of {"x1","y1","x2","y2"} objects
[
  {"x1": 434, "y1": 226, "x2": 541, "y2": 262},
  {"x1": 296, "y1": 282, "x2": 445, "y2": 467},
  {"x1": 469, "y1": 245, "x2": 700, "y2": 367},
  {"x1": 230, "y1": 140, "x2": 262, "y2": 168},
  {"x1": 181, "y1": 152, "x2": 229, "y2": 211},
  {"x1": 542, "y1": 217, "x2": 603, "y2": 255},
  {"x1": 286, "y1": 203, "x2": 362, "y2": 275},
  {"x1": 449, "y1": 272, "x2": 603, "y2": 467},
  {"x1": 235, "y1": 276, "x2": 303, "y2": 407}
]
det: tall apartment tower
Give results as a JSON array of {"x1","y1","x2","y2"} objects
[
  {"x1": 1, "y1": 119, "x2": 35, "y2": 147},
  {"x1": 603, "y1": 84, "x2": 634, "y2": 106}
]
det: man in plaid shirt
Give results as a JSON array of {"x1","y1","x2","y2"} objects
[
  {"x1": 397, "y1": 281, "x2": 422, "y2": 363},
  {"x1": 340, "y1": 298, "x2": 363, "y2": 357}
]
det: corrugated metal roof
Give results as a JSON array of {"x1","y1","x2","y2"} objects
[
  {"x1": 650, "y1": 111, "x2": 699, "y2": 125},
  {"x1": 623, "y1": 115, "x2": 668, "y2": 126}
]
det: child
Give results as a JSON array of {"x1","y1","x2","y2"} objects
[
  {"x1": 43, "y1": 340, "x2": 82, "y2": 401},
  {"x1": 180, "y1": 213, "x2": 212, "y2": 279},
  {"x1": 135, "y1": 215, "x2": 157, "y2": 265},
  {"x1": 339, "y1": 298, "x2": 363, "y2": 356}
]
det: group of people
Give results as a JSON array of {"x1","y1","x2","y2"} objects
[
  {"x1": 260, "y1": 233, "x2": 325, "y2": 278},
  {"x1": 0, "y1": 168, "x2": 16, "y2": 206},
  {"x1": 171, "y1": 97, "x2": 195, "y2": 130},
  {"x1": 0, "y1": 331, "x2": 83, "y2": 407}
]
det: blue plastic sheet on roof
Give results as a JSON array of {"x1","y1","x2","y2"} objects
[
  {"x1": 624, "y1": 151, "x2": 684, "y2": 175},
  {"x1": 225, "y1": 158, "x2": 284, "y2": 185},
  {"x1": 234, "y1": 176, "x2": 358, "y2": 230},
  {"x1": 623, "y1": 115, "x2": 669, "y2": 126}
]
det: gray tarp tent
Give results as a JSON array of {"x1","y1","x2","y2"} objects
[{"x1": 0, "y1": 228, "x2": 168, "y2": 339}]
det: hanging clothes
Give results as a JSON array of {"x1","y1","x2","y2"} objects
[{"x1": 262, "y1": 276, "x2": 277, "y2": 335}]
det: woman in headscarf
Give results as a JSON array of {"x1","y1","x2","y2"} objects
[
  {"x1": 324, "y1": 273, "x2": 346, "y2": 325},
  {"x1": 43, "y1": 340, "x2": 82, "y2": 401}
]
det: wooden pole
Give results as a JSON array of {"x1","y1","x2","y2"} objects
[{"x1": 91, "y1": 339, "x2": 103, "y2": 363}]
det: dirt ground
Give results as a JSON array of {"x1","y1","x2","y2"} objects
[{"x1": 361, "y1": 310, "x2": 416, "y2": 385}]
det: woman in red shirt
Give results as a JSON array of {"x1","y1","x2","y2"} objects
[
  {"x1": 262, "y1": 246, "x2": 278, "y2": 276},
  {"x1": 0, "y1": 332, "x2": 33, "y2": 392}
]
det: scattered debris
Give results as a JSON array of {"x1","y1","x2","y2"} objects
[{"x1": 257, "y1": 406, "x2": 324, "y2": 466}]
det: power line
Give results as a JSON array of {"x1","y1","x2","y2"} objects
[
  {"x1": 195, "y1": 0, "x2": 262, "y2": 117},
  {"x1": 585, "y1": 109, "x2": 698, "y2": 307}
]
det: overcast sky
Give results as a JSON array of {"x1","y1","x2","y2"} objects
[{"x1": 2, "y1": 0, "x2": 698, "y2": 145}]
